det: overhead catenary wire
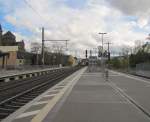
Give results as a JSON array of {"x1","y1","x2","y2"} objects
[{"x1": 23, "y1": 0, "x2": 49, "y2": 25}]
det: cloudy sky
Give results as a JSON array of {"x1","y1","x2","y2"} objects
[{"x1": 0, "y1": 0, "x2": 150, "y2": 57}]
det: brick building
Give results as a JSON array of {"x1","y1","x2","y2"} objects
[
  {"x1": 0, "y1": 24, "x2": 27, "y2": 68},
  {"x1": 0, "y1": 24, "x2": 25, "y2": 50}
]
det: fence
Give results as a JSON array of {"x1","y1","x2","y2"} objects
[{"x1": 135, "y1": 63, "x2": 150, "y2": 78}]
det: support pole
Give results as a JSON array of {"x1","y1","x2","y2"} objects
[
  {"x1": 104, "y1": 42, "x2": 112, "y2": 61},
  {"x1": 41, "y1": 27, "x2": 44, "y2": 65},
  {"x1": 98, "y1": 32, "x2": 107, "y2": 72}
]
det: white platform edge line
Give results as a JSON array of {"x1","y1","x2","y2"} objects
[
  {"x1": 43, "y1": 94, "x2": 56, "y2": 98},
  {"x1": 16, "y1": 110, "x2": 40, "y2": 119},
  {"x1": 32, "y1": 101, "x2": 49, "y2": 106}
]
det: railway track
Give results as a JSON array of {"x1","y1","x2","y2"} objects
[
  {"x1": 0, "y1": 68, "x2": 67, "y2": 102},
  {"x1": 0, "y1": 66, "x2": 81, "y2": 121}
]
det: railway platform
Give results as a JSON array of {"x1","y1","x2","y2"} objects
[
  {"x1": 0, "y1": 67, "x2": 66, "y2": 82},
  {"x1": 2, "y1": 67, "x2": 150, "y2": 122}
]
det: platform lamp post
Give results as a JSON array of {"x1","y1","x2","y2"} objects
[{"x1": 98, "y1": 32, "x2": 107, "y2": 72}]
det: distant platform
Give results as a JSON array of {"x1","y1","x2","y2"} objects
[{"x1": 0, "y1": 66, "x2": 59, "y2": 78}]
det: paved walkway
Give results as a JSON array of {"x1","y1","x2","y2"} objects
[{"x1": 43, "y1": 69, "x2": 150, "y2": 122}]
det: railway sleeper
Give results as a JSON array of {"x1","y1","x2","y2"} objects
[
  {"x1": 0, "y1": 113, "x2": 10, "y2": 119},
  {"x1": 10, "y1": 101, "x2": 26, "y2": 106},
  {"x1": 3, "y1": 104, "x2": 21, "y2": 109},
  {"x1": 23, "y1": 94, "x2": 38, "y2": 98},
  {"x1": 28, "y1": 91, "x2": 45, "y2": 94},
  {"x1": 14, "y1": 99, "x2": 30, "y2": 103},
  {"x1": 25, "y1": 93, "x2": 39, "y2": 97},
  {"x1": 19, "y1": 97, "x2": 34, "y2": 100},
  {"x1": 20, "y1": 96, "x2": 37, "y2": 100},
  {"x1": 29, "y1": 89, "x2": 45, "y2": 92},
  {"x1": 0, "y1": 107, "x2": 14, "y2": 113}
]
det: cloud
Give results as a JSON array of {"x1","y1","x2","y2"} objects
[
  {"x1": 107, "y1": 0, "x2": 150, "y2": 28},
  {"x1": 0, "y1": 0, "x2": 149, "y2": 57},
  {"x1": 108, "y1": 0, "x2": 150, "y2": 15}
]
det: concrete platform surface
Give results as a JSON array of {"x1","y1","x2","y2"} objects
[{"x1": 42, "y1": 70, "x2": 150, "y2": 122}]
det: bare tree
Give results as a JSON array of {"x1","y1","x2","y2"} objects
[
  {"x1": 121, "y1": 45, "x2": 133, "y2": 57},
  {"x1": 133, "y1": 40, "x2": 144, "y2": 54},
  {"x1": 52, "y1": 43, "x2": 64, "y2": 54},
  {"x1": 31, "y1": 42, "x2": 41, "y2": 65}
]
